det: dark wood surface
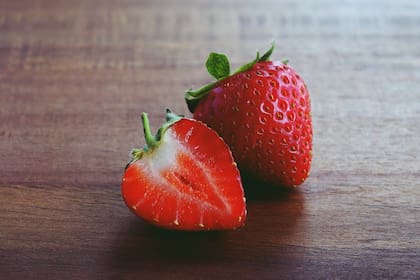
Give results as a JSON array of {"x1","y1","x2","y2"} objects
[{"x1": 1, "y1": 0, "x2": 420, "y2": 279}]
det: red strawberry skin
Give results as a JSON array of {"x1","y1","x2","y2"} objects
[
  {"x1": 193, "y1": 61, "x2": 312, "y2": 187},
  {"x1": 122, "y1": 114, "x2": 246, "y2": 231}
]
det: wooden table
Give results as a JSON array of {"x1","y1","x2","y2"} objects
[{"x1": 1, "y1": 0, "x2": 419, "y2": 278}]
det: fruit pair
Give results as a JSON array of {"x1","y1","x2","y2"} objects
[{"x1": 122, "y1": 44, "x2": 312, "y2": 231}]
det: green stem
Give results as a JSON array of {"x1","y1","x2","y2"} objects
[
  {"x1": 165, "y1": 108, "x2": 183, "y2": 122},
  {"x1": 141, "y1": 112, "x2": 156, "y2": 149},
  {"x1": 127, "y1": 109, "x2": 183, "y2": 168}
]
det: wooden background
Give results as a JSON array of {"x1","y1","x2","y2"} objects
[{"x1": 1, "y1": 0, "x2": 419, "y2": 278}]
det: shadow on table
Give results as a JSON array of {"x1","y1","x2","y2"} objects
[
  {"x1": 109, "y1": 220, "x2": 226, "y2": 265},
  {"x1": 107, "y1": 178, "x2": 307, "y2": 270}
]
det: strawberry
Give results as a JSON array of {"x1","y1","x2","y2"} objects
[
  {"x1": 185, "y1": 43, "x2": 312, "y2": 188},
  {"x1": 121, "y1": 109, "x2": 246, "y2": 231}
]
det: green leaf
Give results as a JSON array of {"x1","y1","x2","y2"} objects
[
  {"x1": 259, "y1": 41, "x2": 275, "y2": 62},
  {"x1": 206, "y1": 52, "x2": 230, "y2": 80},
  {"x1": 233, "y1": 51, "x2": 260, "y2": 75},
  {"x1": 232, "y1": 42, "x2": 275, "y2": 75}
]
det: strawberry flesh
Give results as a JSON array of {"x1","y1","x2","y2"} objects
[{"x1": 122, "y1": 113, "x2": 246, "y2": 231}]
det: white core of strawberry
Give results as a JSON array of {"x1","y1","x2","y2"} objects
[{"x1": 148, "y1": 130, "x2": 178, "y2": 173}]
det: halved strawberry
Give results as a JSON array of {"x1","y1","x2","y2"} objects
[{"x1": 121, "y1": 109, "x2": 246, "y2": 231}]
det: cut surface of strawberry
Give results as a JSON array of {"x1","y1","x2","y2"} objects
[{"x1": 122, "y1": 109, "x2": 246, "y2": 231}]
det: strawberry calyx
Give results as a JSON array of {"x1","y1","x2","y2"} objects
[
  {"x1": 128, "y1": 109, "x2": 182, "y2": 167},
  {"x1": 185, "y1": 42, "x2": 275, "y2": 113}
]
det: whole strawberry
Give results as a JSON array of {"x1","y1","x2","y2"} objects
[
  {"x1": 185, "y1": 43, "x2": 312, "y2": 188},
  {"x1": 122, "y1": 109, "x2": 246, "y2": 231}
]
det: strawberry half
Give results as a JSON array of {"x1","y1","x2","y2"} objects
[
  {"x1": 121, "y1": 109, "x2": 246, "y2": 231},
  {"x1": 185, "y1": 43, "x2": 313, "y2": 188}
]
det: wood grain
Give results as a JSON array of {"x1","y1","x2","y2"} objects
[{"x1": 1, "y1": 0, "x2": 420, "y2": 278}]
